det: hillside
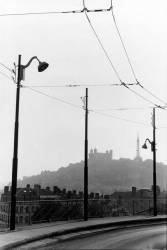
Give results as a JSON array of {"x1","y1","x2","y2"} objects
[{"x1": 17, "y1": 158, "x2": 167, "y2": 194}]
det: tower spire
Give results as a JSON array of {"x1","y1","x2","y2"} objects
[{"x1": 135, "y1": 134, "x2": 142, "y2": 161}]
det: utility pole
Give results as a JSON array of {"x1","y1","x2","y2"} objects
[
  {"x1": 84, "y1": 88, "x2": 88, "y2": 221},
  {"x1": 10, "y1": 55, "x2": 21, "y2": 230},
  {"x1": 152, "y1": 107, "x2": 157, "y2": 216}
]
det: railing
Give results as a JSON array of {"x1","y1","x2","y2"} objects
[{"x1": 0, "y1": 198, "x2": 166, "y2": 230}]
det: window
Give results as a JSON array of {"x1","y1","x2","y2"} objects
[
  {"x1": 26, "y1": 206, "x2": 29, "y2": 213},
  {"x1": 19, "y1": 216, "x2": 23, "y2": 224},
  {"x1": 25, "y1": 216, "x2": 29, "y2": 223},
  {"x1": 20, "y1": 206, "x2": 23, "y2": 213}
]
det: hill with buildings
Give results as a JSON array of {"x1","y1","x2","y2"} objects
[{"x1": 17, "y1": 148, "x2": 167, "y2": 194}]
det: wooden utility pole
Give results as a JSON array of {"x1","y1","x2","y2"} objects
[
  {"x1": 152, "y1": 107, "x2": 157, "y2": 216},
  {"x1": 84, "y1": 88, "x2": 88, "y2": 221}
]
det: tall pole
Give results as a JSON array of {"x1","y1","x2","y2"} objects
[
  {"x1": 84, "y1": 88, "x2": 88, "y2": 221},
  {"x1": 10, "y1": 55, "x2": 21, "y2": 230},
  {"x1": 152, "y1": 107, "x2": 157, "y2": 216}
]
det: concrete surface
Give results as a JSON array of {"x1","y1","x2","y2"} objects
[{"x1": 0, "y1": 215, "x2": 166, "y2": 250}]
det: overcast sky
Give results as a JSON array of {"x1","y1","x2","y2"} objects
[{"x1": 0, "y1": 0, "x2": 167, "y2": 185}]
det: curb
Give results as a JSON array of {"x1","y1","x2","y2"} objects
[{"x1": 1, "y1": 216, "x2": 167, "y2": 250}]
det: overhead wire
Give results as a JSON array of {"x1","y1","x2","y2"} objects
[
  {"x1": 83, "y1": 8, "x2": 122, "y2": 83},
  {"x1": 0, "y1": 9, "x2": 83, "y2": 17},
  {"x1": 22, "y1": 85, "x2": 153, "y2": 127},
  {"x1": 0, "y1": 2, "x2": 112, "y2": 18},
  {"x1": 0, "y1": 2, "x2": 166, "y2": 106},
  {"x1": 21, "y1": 85, "x2": 154, "y2": 127},
  {"x1": 82, "y1": 4, "x2": 165, "y2": 109},
  {"x1": 111, "y1": 5, "x2": 138, "y2": 82},
  {"x1": 136, "y1": 82, "x2": 167, "y2": 105},
  {"x1": 90, "y1": 110, "x2": 150, "y2": 127},
  {"x1": 111, "y1": 2, "x2": 167, "y2": 106},
  {"x1": 1, "y1": 1, "x2": 165, "y2": 111},
  {"x1": 22, "y1": 85, "x2": 83, "y2": 110},
  {"x1": 1, "y1": 2, "x2": 165, "y2": 106},
  {"x1": 21, "y1": 82, "x2": 137, "y2": 88},
  {"x1": 0, "y1": 70, "x2": 12, "y2": 81},
  {"x1": 0, "y1": 62, "x2": 13, "y2": 73},
  {"x1": 121, "y1": 82, "x2": 163, "y2": 108},
  {"x1": 92, "y1": 106, "x2": 154, "y2": 111}
]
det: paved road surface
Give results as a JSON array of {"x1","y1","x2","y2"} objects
[{"x1": 18, "y1": 224, "x2": 167, "y2": 249}]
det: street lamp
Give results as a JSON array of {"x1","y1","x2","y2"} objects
[
  {"x1": 10, "y1": 55, "x2": 49, "y2": 230},
  {"x1": 142, "y1": 136, "x2": 157, "y2": 216},
  {"x1": 142, "y1": 138, "x2": 154, "y2": 152},
  {"x1": 20, "y1": 56, "x2": 49, "y2": 78}
]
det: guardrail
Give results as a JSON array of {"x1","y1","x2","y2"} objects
[{"x1": 0, "y1": 198, "x2": 166, "y2": 229}]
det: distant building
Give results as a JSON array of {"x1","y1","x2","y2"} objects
[
  {"x1": 0, "y1": 184, "x2": 88, "y2": 226},
  {"x1": 0, "y1": 184, "x2": 61, "y2": 226},
  {"x1": 0, "y1": 185, "x2": 40, "y2": 226},
  {"x1": 89, "y1": 148, "x2": 113, "y2": 162},
  {"x1": 111, "y1": 186, "x2": 153, "y2": 200}
]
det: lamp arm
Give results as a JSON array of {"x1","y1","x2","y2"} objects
[
  {"x1": 22, "y1": 56, "x2": 39, "y2": 69},
  {"x1": 145, "y1": 138, "x2": 153, "y2": 145}
]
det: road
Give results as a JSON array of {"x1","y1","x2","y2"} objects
[{"x1": 19, "y1": 223, "x2": 167, "y2": 250}]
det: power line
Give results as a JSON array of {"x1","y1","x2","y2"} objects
[
  {"x1": 22, "y1": 83, "x2": 167, "y2": 112},
  {"x1": 0, "y1": 62, "x2": 13, "y2": 73},
  {"x1": 84, "y1": 10, "x2": 122, "y2": 83},
  {"x1": 1, "y1": 4, "x2": 165, "y2": 107},
  {"x1": 111, "y1": 4, "x2": 167, "y2": 106},
  {"x1": 23, "y1": 86, "x2": 151, "y2": 127},
  {"x1": 137, "y1": 82, "x2": 167, "y2": 106},
  {"x1": 23, "y1": 85, "x2": 166, "y2": 128},
  {"x1": 121, "y1": 83, "x2": 163, "y2": 108},
  {"x1": 0, "y1": 4, "x2": 112, "y2": 17},
  {"x1": 83, "y1": 9, "x2": 164, "y2": 108},
  {"x1": 21, "y1": 82, "x2": 137, "y2": 88},
  {"x1": 22, "y1": 83, "x2": 164, "y2": 110},
  {"x1": 0, "y1": 70, "x2": 12, "y2": 81},
  {"x1": 92, "y1": 106, "x2": 154, "y2": 111},
  {"x1": 0, "y1": 10, "x2": 83, "y2": 17},
  {"x1": 90, "y1": 110, "x2": 150, "y2": 127},
  {"x1": 22, "y1": 86, "x2": 83, "y2": 110},
  {"x1": 3, "y1": 2, "x2": 164, "y2": 109},
  {"x1": 111, "y1": 7, "x2": 138, "y2": 82}
]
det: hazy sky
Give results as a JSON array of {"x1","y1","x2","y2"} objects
[{"x1": 0, "y1": 0, "x2": 167, "y2": 185}]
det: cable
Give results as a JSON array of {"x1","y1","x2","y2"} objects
[
  {"x1": 92, "y1": 106, "x2": 153, "y2": 111},
  {"x1": 0, "y1": 10, "x2": 83, "y2": 17},
  {"x1": 22, "y1": 86, "x2": 83, "y2": 110},
  {"x1": 111, "y1": 6, "x2": 138, "y2": 82},
  {"x1": 24, "y1": 84, "x2": 164, "y2": 110},
  {"x1": 22, "y1": 85, "x2": 161, "y2": 128},
  {"x1": 0, "y1": 6, "x2": 112, "y2": 17},
  {"x1": 121, "y1": 83, "x2": 163, "y2": 108},
  {"x1": 111, "y1": 4, "x2": 167, "y2": 106},
  {"x1": 90, "y1": 110, "x2": 150, "y2": 127},
  {"x1": 0, "y1": 70, "x2": 12, "y2": 81},
  {"x1": 83, "y1": 9, "x2": 164, "y2": 108},
  {"x1": 84, "y1": 10, "x2": 122, "y2": 83},
  {"x1": 23, "y1": 86, "x2": 151, "y2": 127},
  {"x1": 1, "y1": 4, "x2": 165, "y2": 107},
  {"x1": 21, "y1": 82, "x2": 137, "y2": 88},
  {"x1": 137, "y1": 82, "x2": 167, "y2": 106},
  {"x1": 0, "y1": 62, "x2": 13, "y2": 73}
]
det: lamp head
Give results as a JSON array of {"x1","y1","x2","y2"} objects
[
  {"x1": 38, "y1": 61, "x2": 49, "y2": 72},
  {"x1": 142, "y1": 142, "x2": 147, "y2": 149}
]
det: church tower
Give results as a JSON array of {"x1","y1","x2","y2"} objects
[{"x1": 134, "y1": 134, "x2": 142, "y2": 161}]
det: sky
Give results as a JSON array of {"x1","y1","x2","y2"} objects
[{"x1": 0, "y1": 0, "x2": 167, "y2": 185}]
